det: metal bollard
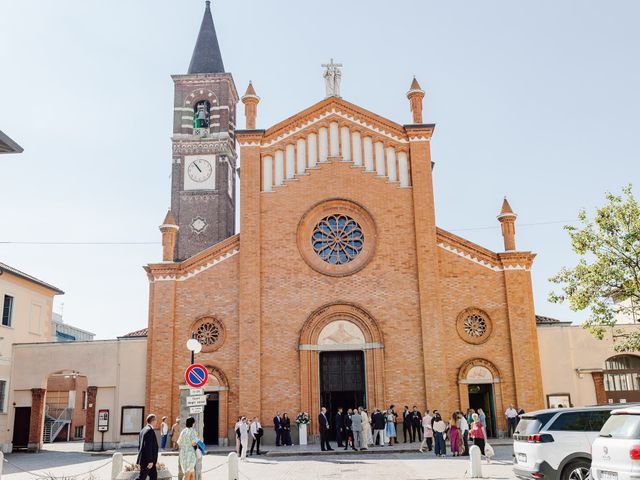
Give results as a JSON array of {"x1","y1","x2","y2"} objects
[
  {"x1": 469, "y1": 445, "x2": 482, "y2": 478},
  {"x1": 111, "y1": 452, "x2": 123, "y2": 480},
  {"x1": 0, "y1": 451, "x2": 4, "y2": 480},
  {"x1": 227, "y1": 452, "x2": 239, "y2": 480}
]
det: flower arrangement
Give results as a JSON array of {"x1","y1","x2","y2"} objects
[
  {"x1": 295, "y1": 412, "x2": 310, "y2": 425},
  {"x1": 125, "y1": 464, "x2": 166, "y2": 472}
]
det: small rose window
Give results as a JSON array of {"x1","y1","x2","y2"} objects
[
  {"x1": 312, "y1": 214, "x2": 364, "y2": 265},
  {"x1": 463, "y1": 314, "x2": 487, "y2": 338},
  {"x1": 191, "y1": 317, "x2": 225, "y2": 352}
]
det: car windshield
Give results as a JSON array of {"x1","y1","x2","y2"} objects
[{"x1": 600, "y1": 414, "x2": 640, "y2": 439}]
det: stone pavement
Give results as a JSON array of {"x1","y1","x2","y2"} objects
[{"x1": 1, "y1": 443, "x2": 518, "y2": 480}]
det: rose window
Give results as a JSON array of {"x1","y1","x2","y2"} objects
[
  {"x1": 311, "y1": 214, "x2": 364, "y2": 265},
  {"x1": 463, "y1": 315, "x2": 487, "y2": 338},
  {"x1": 195, "y1": 321, "x2": 220, "y2": 346}
]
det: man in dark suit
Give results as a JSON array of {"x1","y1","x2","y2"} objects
[
  {"x1": 273, "y1": 412, "x2": 282, "y2": 446},
  {"x1": 137, "y1": 414, "x2": 159, "y2": 480},
  {"x1": 402, "y1": 406, "x2": 413, "y2": 443},
  {"x1": 335, "y1": 408, "x2": 344, "y2": 447},
  {"x1": 318, "y1": 406, "x2": 333, "y2": 451},
  {"x1": 411, "y1": 406, "x2": 423, "y2": 442}
]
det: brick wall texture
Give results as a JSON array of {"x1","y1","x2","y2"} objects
[{"x1": 145, "y1": 96, "x2": 544, "y2": 443}]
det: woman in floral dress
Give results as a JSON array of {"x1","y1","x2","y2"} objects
[{"x1": 178, "y1": 417, "x2": 198, "y2": 480}]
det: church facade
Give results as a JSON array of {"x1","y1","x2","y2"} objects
[{"x1": 145, "y1": 2, "x2": 544, "y2": 445}]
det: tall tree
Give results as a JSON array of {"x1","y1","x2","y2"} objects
[{"x1": 549, "y1": 185, "x2": 640, "y2": 351}]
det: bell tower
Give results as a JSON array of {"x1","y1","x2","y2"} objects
[{"x1": 169, "y1": 0, "x2": 238, "y2": 261}]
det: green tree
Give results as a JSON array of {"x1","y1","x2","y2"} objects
[{"x1": 549, "y1": 185, "x2": 640, "y2": 351}]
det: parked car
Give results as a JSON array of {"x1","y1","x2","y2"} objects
[
  {"x1": 513, "y1": 405, "x2": 632, "y2": 480},
  {"x1": 591, "y1": 405, "x2": 640, "y2": 480}
]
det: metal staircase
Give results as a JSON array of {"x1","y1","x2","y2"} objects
[{"x1": 43, "y1": 407, "x2": 72, "y2": 443}]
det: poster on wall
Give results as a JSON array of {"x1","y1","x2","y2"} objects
[
  {"x1": 121, "y1": 406, "x2": 145, "y2": 435},
  {"x1": 547, "y1": 394, "x2": 571, "y2": 409},
  {"x1": 98, "y1": 409, "x2": 109, "y2": 432}
]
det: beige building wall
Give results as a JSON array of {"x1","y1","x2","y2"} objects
[
  {"x1": 537, "y1": 323, "x2": 639, "y2": 408},
  {"x1": 0, "y1": 268, "x2": 61, "y2": 450},
  {"x1": 4, "y1": 337, "x2": 146, "y2": 452}
]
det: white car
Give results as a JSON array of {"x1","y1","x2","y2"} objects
[
  {"x1": 513, "y1": 405, "x2": 627, "y2": 480},
  {"x1": 591, "y1": 406, "x2": 640, "y2": 480}
]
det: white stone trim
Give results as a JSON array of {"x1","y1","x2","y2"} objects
[
  {"x1": 408, "y1": 136, "x2": 429, "y2": 142},
  {"x1": 437, "y1": 243, "x2": 529, "y2": 272},
  {"x1": 159, "y1": 224, "x2": 179, "y2": 230},
  {"x1": 152, "y1": 248, "x2": 239, "y2": 282},
  {"x1": 262, "y1": 108, "x2": 408, "y2": 148},
  {"x1": 298, "y1": 342, "x2": 384, "y2": 351},
  {"x1": 174, "y1": 107, "x2": 193, "y2": 112}
]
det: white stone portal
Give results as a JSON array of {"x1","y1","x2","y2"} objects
[
  {"x1": 467, "y1": 366, "x2": 493, "y2": 383},
  {"x1": 318, "y1": 320, "x2": 366, "y2": 346}
]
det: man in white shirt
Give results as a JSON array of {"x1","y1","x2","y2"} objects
[
  {"x1": 505, "y1": 404, "x2": 519, "y2": 437},
  {"x1": 249, "y1": 417, "x2": 262, "y2": 456}
]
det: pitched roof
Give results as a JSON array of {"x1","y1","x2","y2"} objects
[
  {"x1": 0, "y1": 261, "x2": 64, "y2": 294},
  {"x1": 535, "y1": 315, "x2": 565, "y2": 325},
  {"x1": 244, "y1": 81, "x2": 257, "y2": 97},
  {"x1": 0, "y1": 130, "x2": 24, "y2": 154},
  {"x1": 121, "y1": 327, "x2": 148, "y2": 337},
  {"x1": 187, "y1": 1, "x2": 225, "y2": 74}
]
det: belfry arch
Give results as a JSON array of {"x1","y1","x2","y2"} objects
[{"x1": 298, "y1": 302, "x2": 385, "y2": 435}]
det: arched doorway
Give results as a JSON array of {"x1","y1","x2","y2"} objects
[
  {"x1": 202, "y1": 366, "x2": 229, "y2": 446},
  {"x1": 299, "y1": 303, "x2": 385, "y2": 436},
  {"x1": 458, "y1": 359, "x2": 504, "y2": 437},
  {"x1": 604, "y1": 354, "x2": 640, "y2": 403}
]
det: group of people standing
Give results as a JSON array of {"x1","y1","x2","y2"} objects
[
  {"x1": 234, "y1": 416, "x2": 264, "y2": 460},
  {"x1": 137, "y1": 414, "x2": 203, "y2": 480}
]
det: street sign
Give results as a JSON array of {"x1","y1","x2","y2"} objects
[
  {"x1": 190, "y1": 406, "x2": 204, "y2": 414},
  {"x1": 185, "y1": 364, "x2": 209, "y2": 388},
  {"x1": 189, "y1": 388, "x2": 204, "y2": 396},
  {"x1": 98, "y1": 409, "x2": 109, "y2": 432},
  {"x1": 186, "y1": 395, "x2": 207, "y2": 407}
]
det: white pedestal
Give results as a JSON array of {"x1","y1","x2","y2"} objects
[{"x1": 299, "y1": 423, "x2": 308, "y2": 445}]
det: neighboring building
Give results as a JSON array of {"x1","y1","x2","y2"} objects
[
  {"x1": 538, "y1": 320, "x2": 640, "y2": 408},
  {"x1": 144, "y1": 1, "x2": 545, "y2": 446},
  {"x1": 52, "y1": 313, "x2": 95, "y2": 342},
  {"x1": 0, "y1": 130, "x2": 23, "y2": 154},
  {"x1": 4, "y1": 337, "x2": 146, "y2": 452},
  {"x1": 0, "y1": 261, "x2": 63, "y2": 450}
]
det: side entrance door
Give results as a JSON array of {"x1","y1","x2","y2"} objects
[{"x1": 12, "y1": 407, "x2": 31, "y2": 450}]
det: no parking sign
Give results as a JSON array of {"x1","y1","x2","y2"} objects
[{"x1": 185, "y1": 363, "x2": 209, "y2": 388}]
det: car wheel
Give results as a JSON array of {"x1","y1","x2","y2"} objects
[{"x1": 562, "y1": 460, "x2": 591, "y2": 480}]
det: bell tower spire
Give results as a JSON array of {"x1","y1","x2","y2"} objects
[
  {"x1": 166, "y1": 1, "x2": 239, "y2": 262},
  {"x1": 188, "y1": 1, "x2": 225, "y2": 74}
]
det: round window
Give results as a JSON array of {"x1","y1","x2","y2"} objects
[
  {"x1": 297, "y1": 199, "x2": 376, "y2": 277},
  {"x1": 191, "y1": 317, "x2": 226, "y2": 353},
  {"x1": 312, "y1": 214, "x2": 364, "y2": 265},
  {"x1": 456, "y1": 308, "x2": 492, "y2": 345}
]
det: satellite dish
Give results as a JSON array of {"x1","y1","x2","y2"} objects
[{"x1": 186, "y1": 338, "x2": 202, "y2": 353}]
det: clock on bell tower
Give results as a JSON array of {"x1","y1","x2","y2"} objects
[{"x1": 169, "y1": 0, "x2": 238, "y2": 261}]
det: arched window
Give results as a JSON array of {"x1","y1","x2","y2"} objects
[
  {"x1": 604, "y1": 355, "x2": 640, "y2": 392},
  {"x1": 193, "y1": 100, "x2": 211, "y2": 129}
]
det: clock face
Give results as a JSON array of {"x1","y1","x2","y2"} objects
[{"x1": 187, "y1": 158, "x2": 213, "y2": 183}]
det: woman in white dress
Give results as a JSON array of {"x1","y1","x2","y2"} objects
[
  {"x1": 239, "y1": 417, "x2": 249, "y2": 461},
  {"x1": 360, "y1": 408, "x2": 371, "y2": 449}
]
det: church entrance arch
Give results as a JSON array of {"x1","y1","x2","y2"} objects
[
  {"x1": 202, "y1": 366, "x2": 229, "y2": 446},
  {"x1": 458, "y1": 359, "x2": 503, "y2": 437},
  {"x1": 299, "y1": 303, "x2": 385, "y2": 436}
]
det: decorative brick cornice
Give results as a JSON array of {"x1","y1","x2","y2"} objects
[
  {"x1": 436, "y1": 227, "x2": 532, "y2": 272},
  {"x1": 262, "y1": 97, "x2": 408, "y2": 147},
  {"x1": 146, "y1": 234, "x2": 240, "y2": 282},
  {"x1": 404, "y1": 124, "x2": 435, "y2": 142},
  {"x1": 172, "y1": 140, "x2": 234, "y2": 156},
  {"x1": 236, "y1": 129, "x2": 265, "y2": 146}
]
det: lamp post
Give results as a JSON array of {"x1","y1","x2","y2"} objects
[{"x1": 186, "y1": 335, "x2": 202, "y2": 365}]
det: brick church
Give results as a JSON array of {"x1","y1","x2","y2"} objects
[{"x1": 144, "y1": 1, "x2": 544, "y2": 445}]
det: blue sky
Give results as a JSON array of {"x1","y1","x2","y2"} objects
[{"x1": 1, "y1": 0, "x2": 638, "y2": 338}]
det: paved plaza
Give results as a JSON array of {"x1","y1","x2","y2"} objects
[{"x1": 2, "y1": 443, "x2": 517, "y2": 480}]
